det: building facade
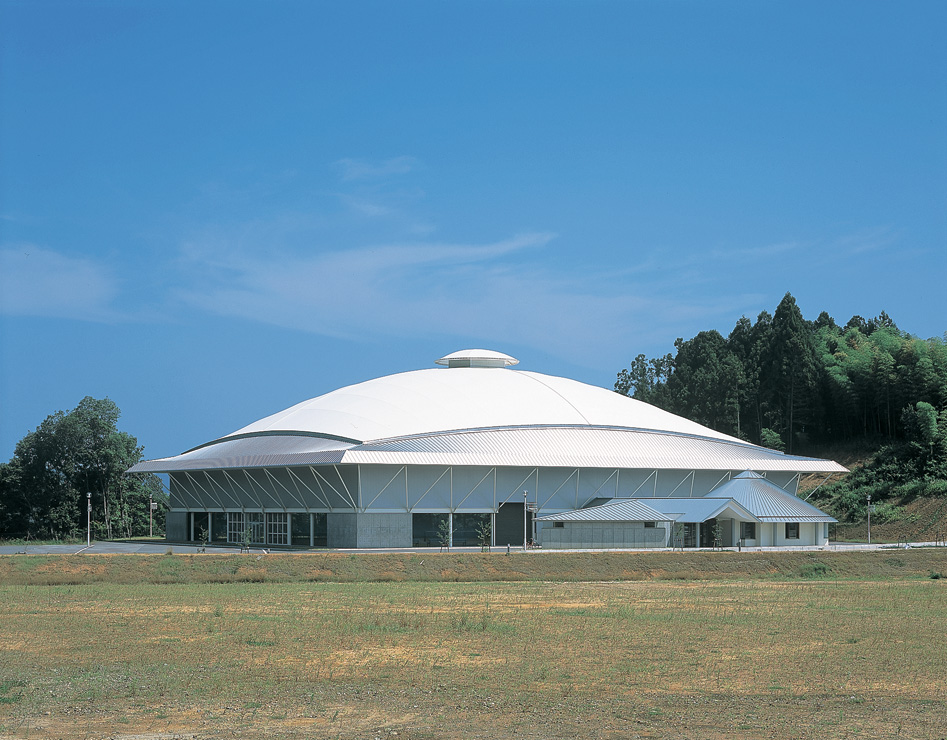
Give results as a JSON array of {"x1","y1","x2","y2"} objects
[{"x1": 130, "y1": 350, "x2": 846, "y2": 548}]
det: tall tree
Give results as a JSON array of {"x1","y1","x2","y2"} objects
[
  {"x1": 663, "y1": 331, "x2": 743, "y2": 435},
  {"x1": 615, "y1": 352, "x2": 673, "y2": 405},
  {"x1": 766, "y1": 293, "x2": 819, "y2": 452},
  {"x1": 0, "y1": 397, "x2": 164, "y2": 540}
]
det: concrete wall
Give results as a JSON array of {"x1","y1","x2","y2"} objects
[
  {"x1": 327, "y1": 512, "x2": 412, "y2": 548},
  {"x1": 356, "y1": 512, "x2": 412, "y2": 548},
  {"x1": 540, "y1": 521, "x2": 668, "y2": 549},
  {"x1": 734, "y1": 521, "x2": 828, "y2": 547},
  {"x1": 327, "y1": 512, "x2": 358, "y2": 548},
  {"x1": 772, "y1": 521, "x2": 826, "y2": 547},
  {"x1": 166, "y1": 511, "x2": 188, "y2": 541}
]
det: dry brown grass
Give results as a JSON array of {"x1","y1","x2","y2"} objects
[
  {"x1": 2, "y1": 548, "x2": 947, "y2": 586},
  {"x1": 0, "y1": 557, "x2": 945, "y2": 739}
]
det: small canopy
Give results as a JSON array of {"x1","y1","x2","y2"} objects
[{"x1": 644, "y1": 497, "x2": 758, "y2": 523}]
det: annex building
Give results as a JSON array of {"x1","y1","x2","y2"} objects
[{"x1": 130, "y1": 350, "x2": 846, "y2": 549}]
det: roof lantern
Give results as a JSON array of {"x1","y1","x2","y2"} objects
[{"x1": 436, "y1": 348, "x2": 519, "y2": 368}]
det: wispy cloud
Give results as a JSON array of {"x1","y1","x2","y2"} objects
[
  {"x1": 0, "y1": 246, "x2": 119, "y2": 321},
  {"x1": 168, "y1": 228, "x2": 753, "y2": 364},
  {"x1": 334, "y1": 156, "x2": 418, "y2": 182},
  {"x1": 832, "y1": 226, "x2": 898, "y2": 256},
  {"x1": 173, "y1": 232, "x2": 557, "y2": 341}
]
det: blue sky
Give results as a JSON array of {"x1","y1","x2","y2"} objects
[{"x1": 1, "y1": 0, "x2": 945, "y2": 462}]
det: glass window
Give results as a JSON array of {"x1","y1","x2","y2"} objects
[
  {"x1": 312, "y1": 513, "x2": 327, "y2": 547},
  {"x1": 785, "y1": 522, "x2": 800, "y2": 539},
  {"x1": 211, "y1": 512, "x2": 228, "y2": 542},
  {"x1": 191, "y1": 512, "x2": 209, "y2": 542},
  {"x1": 266, "y1": 513, "x2": 288, "y2": 546},
  {"x1": 412, "y1": 513, "x2": 449, "y2": 547},
  {"x1": 227, "y1": 512, "x2": 245, "y2": 543},
  {"x1": 451, "y1": 513, "x2": 491, "y2": 546},
  {"x1": 644, "y1": 521, "x2": 656, "y2": 528},
  {"x1": 553, "y1": 521, "x2": 565, "y2": 529},
  {"x1": 246, "y1": 512, "x2": 265, "y2": 544},
  {"x1": 740, "y1": 521, "x2": 756, "y2": 540},
  {"x1": 290, "y1": 513, "x2": 311, "y2": 547}
]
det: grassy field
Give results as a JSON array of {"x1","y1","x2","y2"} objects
[{"x1": 1, "y1": 551, "x2": 945, "y2": 739}]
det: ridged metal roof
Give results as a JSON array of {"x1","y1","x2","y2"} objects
[
  {"x1": 536, "y1": 498, "x2": 671, "y2": 522},
  {"x1": 129, "y1": 435, "x2": 351, "y2": 473},
  {"x1": 344, "y1": 425, "x2": 848, "y2": 472},
  {"x1": 130, "y1": 352, "x2": 847, "y2": 476},
  {"x1": 706, "y1": 471, "x2": 838, "y2": 522},
  {"x1": 540, "y1": 486, "x2": 835, "y2": 524},
  {"x1": 130, "y1": 425, "x2": 849, "y2": 474},
  {"x1": 641, "y1": 497, "x2": 758, "y2": 522}
]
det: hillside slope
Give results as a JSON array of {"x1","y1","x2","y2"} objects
[{"x1": 798, "y1": 438, "x2": 947, "y2": 543}]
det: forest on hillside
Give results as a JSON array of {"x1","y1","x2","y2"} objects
[{"x1": 615, "y1": 293, "x2": 947, "y2": 518}]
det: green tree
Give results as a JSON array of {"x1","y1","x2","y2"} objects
[
  {"x1": 663, "y1": 331, "x2": 743, "y2": 435},
  {"x1": 615, "y1": 352, "x2": 672, "y2": 404},
  {"x1": 0, "y1": 397, "x2": 164, "y2": 540},
  {"x1": 766, "y1": 293, "x2": 819, "y2": 452},
  {"x1": 760, "y1": 427, "x2": 786, "y2": 452},
  {"x1": 902, "y1": 402, "x2": 940, "y2": 460}
]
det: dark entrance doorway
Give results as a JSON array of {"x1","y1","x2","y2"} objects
[
  {"x1": 699, "y1": 518, "x2": 718, "y2": 548},
  {"x1": 495, "y1": 502, "x2": 534, "y2": 546}
]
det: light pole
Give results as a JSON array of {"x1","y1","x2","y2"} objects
[
  {"x1": 86, "y1": 492, "x2": 92, "y2": 547},
  {"x1": 149, "y1": 494, "x2": 154, "y2": 538},
  {"x1": 867, "y1": 493, "x2": 872, "y2": 546},
  {"x1": 523, "y1": 490, "x2": 528, "y2": 551}
]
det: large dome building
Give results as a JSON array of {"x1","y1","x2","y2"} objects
[{"x1": 131, "y1": 350, "x2": 846, "y2": 549}]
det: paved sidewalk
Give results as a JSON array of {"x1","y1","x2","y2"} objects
[
  {"x1": 0, "y1": 541, "x2": 244, "y2": 555},
  {"x1": 1, "y1": 540, "x2": 943, "y2": 555}
]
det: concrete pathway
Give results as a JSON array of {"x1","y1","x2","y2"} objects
[
  {"x1": 0, "y1": 541, "x2": 243, "y2": 555},
  {"x1": 1, "y1": 540, "x2": 943, "y2": 555}
]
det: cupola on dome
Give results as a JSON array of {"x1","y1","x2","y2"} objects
[{"x1": 435, "y1": 349, "x2": 519, "y2": 368}]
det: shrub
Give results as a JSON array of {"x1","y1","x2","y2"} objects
[{"x1": 798, "y1": 561, "x2": 830, "y2": 579}]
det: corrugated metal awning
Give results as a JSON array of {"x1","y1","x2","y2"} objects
[{"x1": 537, "y1": 498, "x2": 671, "y2": 522}]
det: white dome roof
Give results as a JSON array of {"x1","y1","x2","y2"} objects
[
  {"x1": 228, "y1": 365, "x2": 741, "y2": 444},
  {"x1": 130, "y1": 350, "x2": 847, "y2": 475}
]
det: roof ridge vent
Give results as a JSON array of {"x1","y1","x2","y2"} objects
[{"x1": 436, "y1": 349, "x2": 519, "y2": 368}]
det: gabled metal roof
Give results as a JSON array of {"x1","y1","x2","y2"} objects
[
  {"x1": 706, "y1": 471, "x2": 838, "y2": 522},
  {"x1": 642, "y1": 497, "x2": 758, "y2": 523},
  {"x1": 536, "y1": 498, "x2": 671, "y2": 523}
]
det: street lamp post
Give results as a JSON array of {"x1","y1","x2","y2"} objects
[
  {"x1": 149, "y1": 494, "x2": 154, "y2": 538},
  {"x1": 523, "y1": 490, "x2": 528, "y2": 551},
  {"x1": 86, "y1": 492, "x2": 92, "y2": 547},
  {"x1": 867, "y1": 494, "x2": 872, "y2": 546}
]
